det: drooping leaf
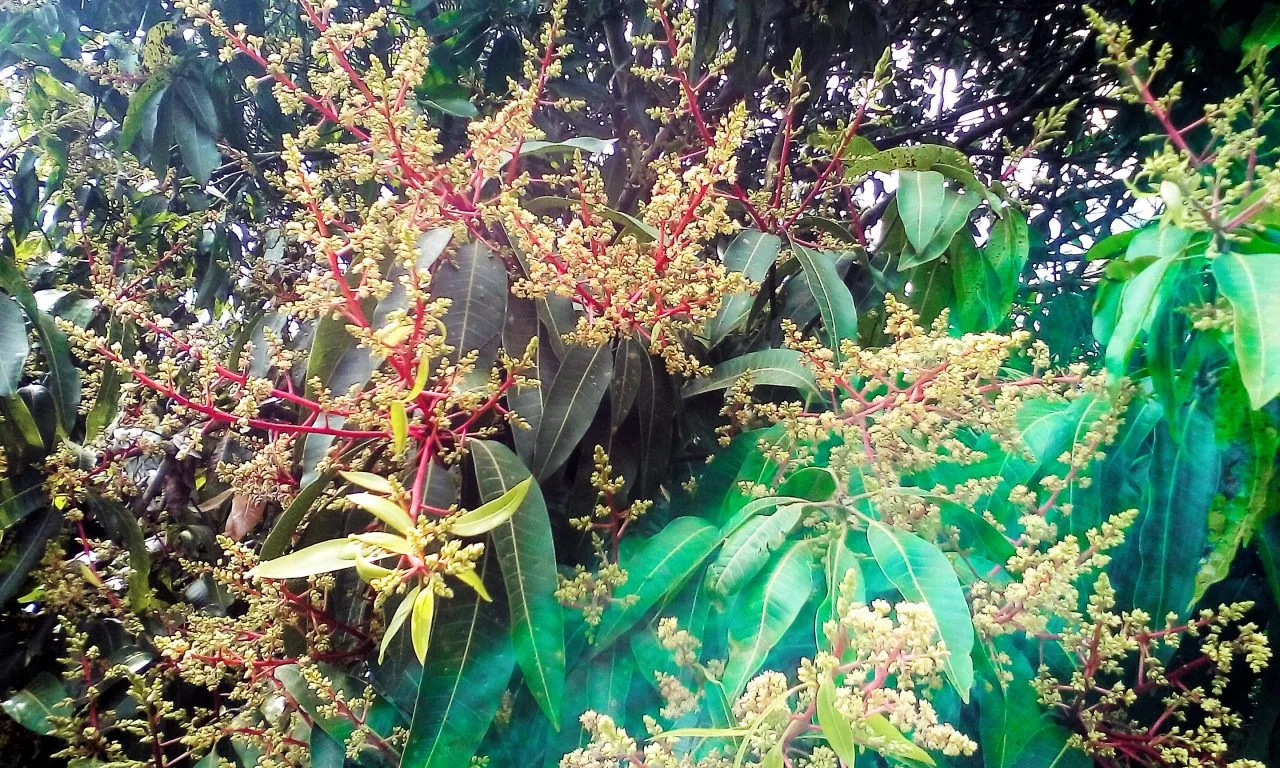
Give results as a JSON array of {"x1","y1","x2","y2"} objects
[
  {"x1": 171, "y1": 100, "x2": 221, "y2": 185},
  {"x1": 0, "y1": 295, "x2": 28, "y2": 397},
  {"x1": 532, "y1": 343, "x2": 613, "y2": 480},
  {"x1": 1104, "y1": 227, "x2": 1190, "y2": 377},
  {"x1": 381, "y1": 586, "x2": 420, "y2": 664},
  {"x1": 867, "y1": 521, "x2": 974, "y2": 702},
  {"x1": 898, "y1": 170, "x2": 947, "y2": 252},
  {"x1": 593, "y1": 517, "x2": 722, "y2": 650},
  {"x1": 403, "y1": 559, "x2": 515, "y2": 768},
  {"x1": 790, "y1": 242, "x2": 858, "y2": 358},
  {"x1": 816, "y1": 526, "x2": 863, "y2": 645},
  {"x1": 87, "y1": 496, "x2": 151, "y2": 610},
  {"x1": 470, "y1": 441, "x2": 565, "y2": 728},
  {"x1": 434, "y1": 242, "x2": 509, "y2": 367},
  {"x1": 0, "y1": 247, "x2": 80, "y2": 434},
  {"x1": 705, "y1": 504, "x2": 804, "y2": 598},
  {"x1": 706, "y1": 230, "x2": 783, "y2": 345},
  {"x1": 899, "y1": 186, "x2": 979, "y2": 270},
  {"x1": 0, "y1": 507, "x2": 62, "y2": 605},
  {"x1": 816, "y1": 679, "x2": 857, "y2": 766},
  {"x1": 1132, "y1": 410, "x2": 1218, "y2": 619},
  {"x1": 1213, "y1": 249, "x2": 1280, "y2": 408},
  {"x1": 681, "y1": 349, "x2": 818, "y2": 400},
  {"x1": 412, "y1": 587, "x2": 437, "y2": 664},
  {"x1": 722, "y1": 540, "x2": 816, "y2": 698}
]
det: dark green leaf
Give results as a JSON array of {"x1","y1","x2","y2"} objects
[
  {"x1": 706, "y1": 230, "x2": 783, "y2": 345},
  {"x1": 435, "y1": 242, "x2": 509, "y2": 367},
  {"x1": 0, "y1": 507, "x2": 62, "y2": 605},
  {"x1": 705, "y1": 503, "x2": 803, "y2": 598},
  {"x1": 533, "y1": 343, "x2": 613, "y2": 480},
  {"x1": 681, "y1": 349, "x2": 818, "y2": 400},
  {"x1": 1, "y1": 672, "x2": 71, "y2": 735},
  {"x1": 790, "y1": 242, "x2": 858, "y2": 358},
  {"x1": 0, "y1": 295, "x2": 28, "y2": 396},
  {"x1": 593, "y1": 517, "x2": 721, "y2": 650},
  {"x1": 470, "y1": 440, "x2": 566, "y2": 728}
]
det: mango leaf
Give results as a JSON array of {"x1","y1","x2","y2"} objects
[
  {"x1": 340, "y1": 471, "x2": 394, "y2": 495},
  {"x1": 984, "y1": 208, "x2": 1030, "y2": 315},
  {"x1": 789, "y1": 242, "x2": 858, "y2": 359},
  {"x1": 508, "y1": 137, "x2": 615, "y2": 162},
  {"x1": 119, "y1": 75, "x2": 168, "y2": 150},
  {"x1": 867, "y1": 521, "x2": 974, "y2": 702},
  {"x1": 450, "y1": 476, "x2": 533, "y2": 537},
  {"x1": 634, "y1": 340, "x2": 675, "y2": 495},
  {"x1": 532, "y1": 343, "x2": 613, "y2": 480},
  {"x1": 412, "y1": 587, "x2": 437, "y2": 663},
  {"x1": 722, "y1": 540, "x2": 816, "y2": 698},
  {"x1": 859, "y1": 714, "x2": 936, "y2": 766},
  {"x1": 593, "y1": 517, "x2": 722, "y2": 649},
  {"x1": 434, "y1": 242, "x2": 509, "y2": 367},
  {"x1": 898, "y1": 170, "x2": 947, "y2": 252},
  {"x1": 816, "y1": 679, "x2": 857, "y2": 766},
  {"x1": 706, "y1": 230, "x2": 783, "y2": 346},
  {"x1": 776, "y1": 467, "x2": 838, "y2": 502},
  {"x1": 470, "y1": 441, "x2": 565, "y2": 728},
  {"x1": 0, "y1": 295, "x2": 28, "y2": 396},
  {"x1": 0, "y1": 248, "x2": 80, "y2": 434},
  {"x1": 251, "y1": 538, "x2": 358, "y2": 579},
  {"x1": 0, "y1": 507, "x2": 62, "y2": 604},
  {"x1": 705, "y1": 504, "x2": 804, "y2": 598},
  {"x1": 171, "y1": 100, "x2": 220, "y2": 185},
  {"x1": 1, "y1": 672, "x2": 71, "y2": 734},
  {"x1": 1132, "y1": 410, "x2": 1218, "y2": 619},
  {"x1": 816, "y1": 526, "x2": 862, "y2": 645},
  {"x1": 1104, "y1": 227, "x2": 1190, "y2": 377},
  {"x1": 844, "y1": 144, "x2": 973, "y2": 180},
  {"x1": 261, "y1": 471, "x2": 336, "y2": 560},
  {"x1": 899, "y1": 186, "x2": 979, "y2": 270},
  {"x1": 1213, "y1": 249, "x2": 1280, "y2": 408},
  {"x1": 348, "y1": 492, "x2": 414, "y2": 535},
  {"x1": 403, "y1": 559, "x2": 515, "y2": 768},
  {"x1": 87, "y1": 496, "x2": 151, "y2": 610},
  {"x1": 610, "y1": 336, "x2": 644, "y2": 434},
  {"x1": 381, "y1": 586, "x2": 420, "y2": 664},
  {"x1": 681, "y1": 349, "x2": 818, "y2": 400},
  {"x1": 1195, "y1": 415, "x2": 1278, "y2": 601}
]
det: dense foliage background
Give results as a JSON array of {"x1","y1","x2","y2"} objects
[{"x1": 1, "y1": 0, "x2": 1279, "y2": 766}]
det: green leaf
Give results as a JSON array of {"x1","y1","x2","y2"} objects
[
  {"x1": 87, "y1": 496, "x2": 151, "y2": 610},
  {"x1": 844, "y1": 144, "x2": 974, "y2": 180},
  {"x1": 867, "y1": 521, "x2": 974, "y2": 702},
  {"x1": 705, "y1": 504, "x2": 803, "y2": 598},
  {"x1": 1, "y1": 672, "x2": 71, "y2": 735},
  {"x1": 790, "y1": 242, "x2": 858, "y2": 358},
  {"x1": 381, "y1": 586, "x2": 420, "y2": 664},
  {"x1": 469, "y1": 441, "x2": 565, "y2": 728},
  {"x1": 412, "y1": 587, "x2": 437, "y2": 663},
  {"x1": 119, "y1": 75, "x2": 168, "y2": 151},
  {"x1": 0, "y1": 295, "x2": 28, "y2": 396},
  {"x1": 403, "y1": 559, "x2": 515, "y2": 768},
  {"x1": 251, "y1": 538, "x2": 358, "y2": 579},
  {"x1": 0, "y1": 507, "x2": 62, "y2": 605},
  {"x1": 450, "y1": 476, "x2": 533, "y2": 537},
  {"x1": 261, "y1": 471, "x2": 336, "y2": 560},
  {"x1": 1213, "y1": 249, "x2": 1280, "y2": 408},
  {"x1": 1104, "y1": 227, "x2": 1190, "y2": 377},
  {"x1": 532, "y1": 343, "x2": 613, "y2": 480},
  {"x1": 681, "y1": 349, "x2": 818, "y2": 400},
  {"x1": 859, "y1": 714, "x2": 935, "y2": 766},
  {"x1": 593, "y1": 517, "x2": 722, "y2": 649},
  {"x1": 817, "y1": 679, "x2": 857, "y2": 766},
  {"x1": 1243, "y1": 4, "x2": 1280, "y2": 59},
  {"x1": 899, "y1": 186, "x2": 978, "y2": 270},
  {"x1": 0, "y1": 247, "x2": 80, "y2": 435},
  {"x1": 722, "y1": 540, "x2": 816, "y2": 698},
  {"x1": 340, "y1": 471, "x2": 394, "y2": 495},
  {"x1": 434, "y1": 242, "x2": 509, "y2": 367},
  {"x1": 776, "y1": 467, "x2": 838, "y2": 502},
  {"x1": 525, "y1": 196, "x2": 659, "y2": 242},
  {"x1": 816, "y1": 526, "x2": 862, "y2": 644},
  {"x1": 898, "y1": 170, "x2": 947, "y2": 252},
  {"x1": 348, "y1": 492, "x2": 414, "y2": 535},
  {"x1": 984, "y1": 208, "x2": 1030, "y2": 314},
  {"x1": 171, "y1": 100, "x2": 220, "y2": 185},
  {"x1": 173, "y1": 77, "x2": 219, "y2": 135},
  {"x1": 508, "y1": 137, "x2": 616, "y2": 162},
  {"x1": 706, "y1": 230, "x2": 783, "y2": 345},
  {"x1": 1132, "y1": 410, "x2": 1218, "y2": 619}
]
